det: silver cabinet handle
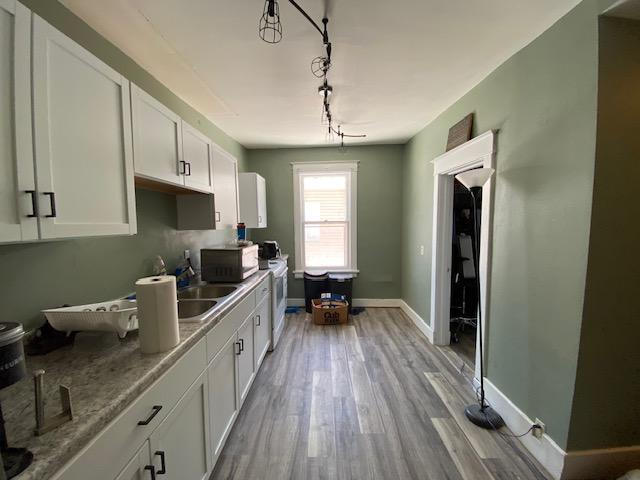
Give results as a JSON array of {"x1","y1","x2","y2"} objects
[{"x1": 256, "y1": 314, "x2": 261, "y2": 326}]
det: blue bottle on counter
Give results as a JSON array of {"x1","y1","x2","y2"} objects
[{"x1": 237, "y1": 222, "x2": 246, "y2": 241}]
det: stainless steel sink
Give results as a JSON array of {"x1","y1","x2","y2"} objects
[
  {"x1": 177, "y1": 285, "x2": 237, "y2": 300},
  {"x1": 178, "y1": 300, "x2": 217, "y2": 319}
]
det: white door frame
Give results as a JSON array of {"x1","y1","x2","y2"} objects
[{"x1": 430, "y1": 130, "x2": 497, "y2": 379}]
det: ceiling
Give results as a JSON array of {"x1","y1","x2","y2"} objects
[{"x1": 60, "y1": 0, "x2": 582, "y2": 148}]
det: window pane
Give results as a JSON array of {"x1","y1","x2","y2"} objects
[
  {"x1": 304, "y1": 223, "x2": 347, "y2": 268},
  {"x1": 303, "y1": 174, "x2": 347, "y2": 222}
]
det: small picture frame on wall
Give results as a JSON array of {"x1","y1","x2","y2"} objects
[{"x1": 446, "y1": 113, "x2": 474, "y2": 151}]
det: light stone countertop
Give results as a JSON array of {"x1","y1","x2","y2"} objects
[{"x1": 2, "y1": 270, "x2": 271, "y2": 480}]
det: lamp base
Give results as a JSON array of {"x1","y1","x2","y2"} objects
[
  {"x1": 464, "y1": 404, "x2": 505, "y2": 430},
  {"x1": 2, "y1": 447, "x2": 33, "y2": 479}
]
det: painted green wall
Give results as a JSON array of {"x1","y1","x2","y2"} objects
[
  {"x1": 0, "y1": 0, "x2": 246, "y2": 330},
  {"x1": 401, "y1": 0, "x2": 609, "y2": 449},
  {"x1": 567, "y1": 16, "x2": 640, "y2": 450},
  {"x1": 246, "y1": 145, "x2": 404, "y2": 299},
  {"x1": 0, "y1": 189, "x2": 237, "y2": 329}
]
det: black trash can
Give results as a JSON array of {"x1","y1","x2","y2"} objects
[
  {"x1": 304, "y1": 272, "x2": 329, "y2": 313},
  {"x1": 329, "y1": 273, "x2": 354, "y2": 313}
]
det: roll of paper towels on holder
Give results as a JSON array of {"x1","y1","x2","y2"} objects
[{"x1": 135, "y1": 276, "x2": 180, "y2": 354}]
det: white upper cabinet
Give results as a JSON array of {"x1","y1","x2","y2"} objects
[
  {"x1": 0, "y1": 1, "x2": 37, "y2": 243},
  {"x1": 131, "y1": 84, "x2": 184, "y2": 187},
  {"x1": 182, "y1": 121, "x2": 214, "y2": 193},
  {"x1": 238, "y1": 172, "x2": 267, "y2": 228},
  {"x1": 32, "y1": 15, "x2": 136, "y2": 240},
  {"x1": 211, "y1": 146, "x2": 239, "y2": 229}
]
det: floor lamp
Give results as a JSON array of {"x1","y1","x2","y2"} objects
[{"x1": 454, "y1": 168, "x2": 504, "y2": 430}]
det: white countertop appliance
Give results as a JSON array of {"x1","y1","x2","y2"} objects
[{"x1": 269, "y1": 258, "x2": 288, "y2": 351}]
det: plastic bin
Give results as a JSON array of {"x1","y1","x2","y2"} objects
[
  {"x1": 303, "y1": 272, "x2": 329, "y2": 313},
  {"x1": 329, "y1": 273, "x2": 353, "y2": 313}
]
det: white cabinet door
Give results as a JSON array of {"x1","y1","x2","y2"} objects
[
  {"x1": 236, "y1": 316, "x2": 255, "y2": 406},
  {"x1": 254, "y1": 294, "x2": 271, "y2": 370},
  {"x1": 32, "y1": 15, "x2": 136, "y2": 240},
  {"x1": 149, "y1": 371, "x2": 211, "y2": 480},
  {"x1": 208, "y1": 333, "x2": 239, "y2": 463},
  {"x1": 211, "y1": 146, "x2": 238, "y2": 229},
  {"x1": 131, "y1": 84, "x2": 183, "y2": 187},
  {"x1": 0, "y1": 1, "x2": 37, "y2": 243},
  {"x1": 256, "y1": 174, "x2": 267, "y2": 228},
  {"x1": 114, "y1": 441, "x2": 152, "y2": 480},
  {"x1": 182, "y1": 121, "x2": 213, "y2": 194},
  {"x1": 238, "y1": 172, "x2": 267, "y2": 229}
]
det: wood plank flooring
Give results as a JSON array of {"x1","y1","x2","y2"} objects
[{"x1": 210, "y1": 308, "x2": 550, "y2": 480}]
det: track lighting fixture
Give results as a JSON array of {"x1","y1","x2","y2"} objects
[
  {"x1": 259, "y1": 0, "x2": 282, "y2": 44},
  {"x1": 318, "y1": 81, "x2": 333, "y2": 97},
  {"x1": 258, "y1": 0, "x2": 366, "y2": 149}
]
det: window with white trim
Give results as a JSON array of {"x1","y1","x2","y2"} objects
[{"x1": 293, "y1": 162, "x2": 358, "y2": 277}]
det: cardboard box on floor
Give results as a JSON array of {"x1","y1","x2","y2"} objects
[{"x1": 312, "y1": 298, "x2": 349, "y2": 325}]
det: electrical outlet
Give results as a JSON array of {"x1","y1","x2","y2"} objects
[
  {"x1": 532, "y1": 418, "x2": 546, "y2": 439},
  {"x1": 183, "y1": 249, "x2": 190, "y2": 260},
  {"x1": 420, "y1": 245, "x2": 425, "y2": 256}
]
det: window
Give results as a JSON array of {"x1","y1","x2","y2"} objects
[{"x1": 293, "y1": 162, "x2": 358, "y2": 277}]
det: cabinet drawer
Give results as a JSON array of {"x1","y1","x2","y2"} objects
[
  {"x1": 54, "y1": 339, "x2": 206, "y2": 480},
  {"x1": 255, "y1": 276, "x2": 271, "y2": 306},
  {"x1": 206, "y1": 292, "x2": 254, "y2": 361}
]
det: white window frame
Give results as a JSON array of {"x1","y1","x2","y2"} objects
[{"x1": 292, "y1": 161, "x2": 358, "y2": 278}]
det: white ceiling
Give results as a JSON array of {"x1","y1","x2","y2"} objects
[{"x1": 60, "y1": 0, "x2": 582, "y2": 148}]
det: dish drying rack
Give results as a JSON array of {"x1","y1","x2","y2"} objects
[{"x1": 42, "y1": 300, "x2": 138, "y2": 338}]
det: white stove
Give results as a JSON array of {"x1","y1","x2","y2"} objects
[{"x1": 267, "y1": 257, "x2": 287, "y2": 351}]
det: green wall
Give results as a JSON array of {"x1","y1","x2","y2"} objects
[
  {"x1": 0, "y1": 189, "x2": 237, "y2": 329},
  {"x1": 567, "y1": 16, "x2": 640, "y2": 450},
  {"x1": 401, "y1": 0, "x2": 610, "y2": 449},
  {"x1": 0, "y1": 0, "x2": 246, "y2": 330},
  {"x1": 246, "y1": 145, "x2": 404, "y2": 299}
]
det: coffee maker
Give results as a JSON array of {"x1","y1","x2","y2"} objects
[
  {"x1": 258, "y1": 241, "x2": 281, "y2": 269},
  {"x1": 0, "y1": 323, "x2": 32, "y2": 479}
]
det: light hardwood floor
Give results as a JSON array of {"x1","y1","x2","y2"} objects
[{"x1": 211, "y1": 308, "x2": 550, "y2": 480}]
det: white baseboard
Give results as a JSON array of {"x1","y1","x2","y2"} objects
[
  {"x1": 287, "y1": 298, "x2": 401, "y2": 308},
  {"x1": 483, "y1": 378, "x2": 640, "y2": 479},
  {"x1": 288, "y1": 298, "x2": 305, "y2": 307},
  {"x1": 562, "y1": 445, "x2": 640, "y2": 479},
  {"x1": 398, "y1": 300, "x2": 434, "y2": 343},
  {"x1": 483, "y1": 378, "x2": 565, "y2": 479}
]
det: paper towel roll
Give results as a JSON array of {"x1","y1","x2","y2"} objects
[{"x1": 135, "y1": 276, "x2": 180, "y2": 354}]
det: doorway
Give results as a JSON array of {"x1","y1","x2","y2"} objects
[
  {"x1": 429, "y1": 130, "x2": 496, "y2": 382},
  {"x1": 449, "y1": 177, "x2": 479, "y2": 370}
]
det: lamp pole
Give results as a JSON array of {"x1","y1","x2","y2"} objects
[{"x1": 455, "y1": 168, "x2": 504, "y2": 430}]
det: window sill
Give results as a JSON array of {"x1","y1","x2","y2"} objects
[{"x1": 293, "y1": 269, "x2": 359, "y2": 279}]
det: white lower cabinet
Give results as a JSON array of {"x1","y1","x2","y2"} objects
[
  {"x1": 149, "y1": 370, "x2": 211, "y2": 480},
  {"x1": 55, "y1": 281, "x2": 273, "y2": 480},
  {"x1": 236, "y1": 316, "x2": 255, "y2": 406},
  {"x1": 208, "y1": 334, "x2": 239, "y2": 463},
  {"x1": 114, "y1": 441, "x2": 152, "y2": 480},
  {"x1": 254, "y1": 294, "x2": 272, "y2": 370}
]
